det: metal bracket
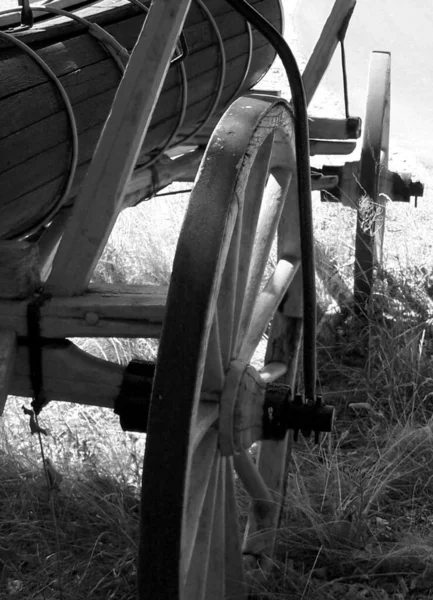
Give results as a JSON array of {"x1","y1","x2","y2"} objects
[
  {"x1": 114, "y1": 360, "x2": 155, "y2": 433},
  {"x1": 262, "y1": 385, "x2": 335, "y2": 443}
]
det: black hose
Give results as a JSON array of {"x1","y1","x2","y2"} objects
[{"x1": 225, "y1": 0, "x2": 317, "y2": 401}]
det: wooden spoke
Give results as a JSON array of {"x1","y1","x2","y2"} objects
[
  {"x1": 184, "y1": 440, "x2": 220, "y2": 594},
  {"x1": 238, "y1": 257, "x2": 301, "y2": 363},
  {"x1": 138, "y1": 95, "x2": 301, "y2": 599},
  {"x1": 259, "y1": 361, "x2": 288, "y2": 384},
  {"x1": 217, "y1": 205, "x2": 241, "y2": 366},
  {"x1": 189, "y1": 402, "x2": 219, "y2": 462},
  {"x1": 203, "y1": 314, "x2": 225, "y2": 393},
  {"x1": 203, "y1": 459, "x2": 226, "y2": 600},
  {"x1": 232, "y1": 134, "x2": 275, "y2": 352},
  {"x1": 224, "y1": 459, "x2": 246, "y2": 600},
  {"x1": 234, "y1": 171, "x2": 292, "y2": 355},
  {"x1": 233, "y1": 450, "x2": 274, "y2": 512}
]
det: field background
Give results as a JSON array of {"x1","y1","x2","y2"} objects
[{"x1": 2, "y1": 1, "x2": 433, "y2": 599}]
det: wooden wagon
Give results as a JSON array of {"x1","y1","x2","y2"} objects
[{"x1": 0, "y1": 0, "x2": 423, "y2": 597}]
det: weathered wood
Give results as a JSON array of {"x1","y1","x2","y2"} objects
[
  {"x1": 11, "y1": 340, "x2": 122, "y2": 407},
  {"x1": 46, "y1": 0, "x2": 193, "y2": 295},
  {"x1": 0, "y1": 241, "x2": 40, "y2": 299},
  {"x1": 0, "y1": 0, "x2": 281, "y2": 239},
  {"x1": 310, "y1": 139, "x2": 357, "y2": 156},
  {"x1": 0, "y1": 283, "x2": 167, "y2": 338},
  {"x1": 37, "y1": 149, "x2": 203, "y2": 280},
  {"x1": 0, "y1": 329, "x2": 16, "y2": 415},
  {"x1": 302, "y1": 0, "x2": 357, "y2": 106}
]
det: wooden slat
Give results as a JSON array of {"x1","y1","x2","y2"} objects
[
  {"x1": 0, "y1": 329, "x2": 17, "y2": 415},
  {"x1": 302, "y1": 0, "x2": 357, "y2": 106},
  {"x1": 232, "y1": 134, "x2": 274, "y2": 356},
  {"x1": 236, "y1": 174, "x2": 292, "y2": 356},
  {"x1": 46, "y1": 0, "x2": 193, "y2": 295},
  {"x1": 0, "y1": 283, "x2": 167, "y2": 338}
]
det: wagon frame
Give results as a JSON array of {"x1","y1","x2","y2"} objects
[{"x1": 0, "y1": 0, "x2": 423, "y2": 598}]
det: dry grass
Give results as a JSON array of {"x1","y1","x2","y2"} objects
[
  {"x1": 3, "y1": 11, "x2": 433, "y2": 592},
  {"x1": 3, "y1": 172, "x2": 433, "y2": 599}
]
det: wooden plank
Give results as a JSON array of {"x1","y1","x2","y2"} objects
[
  {"x1": 0, "y1": 241, "x2": 40, "y2": 299},
  {"x1": 0, "y1": 283, "x2": 167, "y2": 338},
  {"x1": 0, "y1": 329, "x2": 16, "y2": 416},
  {"x1": 45, "y1": 0, "x2": 193, "y2": 296},
  {"x1": 0, "y1": 59, "x2": 119, "y2": 140},
  {"x1": 302, "y1": 0, "x2": 357, "y2": 106}
]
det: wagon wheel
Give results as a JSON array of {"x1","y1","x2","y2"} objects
[
  {"x1": 354, "y1": 51, "x2": 391, "y2": 314},
  {"x1": 138, "y1": 95, "x2": 302, "y2": 599}
]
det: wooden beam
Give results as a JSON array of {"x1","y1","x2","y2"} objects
[
  {"x1": 11, "y1": 340, "x2": 122, "y2": 408},
  {"x1": 38, "y1": 149, "x2": 203, "y2": 282},
  {"x1": 0, "y1": 241, "x2": 40, "y2": 299},
  {"x1": 308, "y1": 116, "x2": 362, "y2": 140},
  {"x1": 0, "y1": 283, "x2": 166, "y2": 339},
  {"x1": 0, "y1": 329, "x2": 17, "y2": 415},
  {"x1": 302, "y1": 0, "x2": 357, "y2": 106},
  {"x1": 46, "y1": 0, "x2": 192, "y2": 296}
]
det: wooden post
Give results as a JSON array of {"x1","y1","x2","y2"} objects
[{"x1": 46, "y1": 0, "x2": 192, "y2": 296}]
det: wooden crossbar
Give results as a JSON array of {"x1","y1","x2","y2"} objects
[
  {"x1": 302, "y1": 0, "x2": 356, "y2": 106},
  {"x1": 46, "y1": 0, "x2": 192, "y2": 296}
]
